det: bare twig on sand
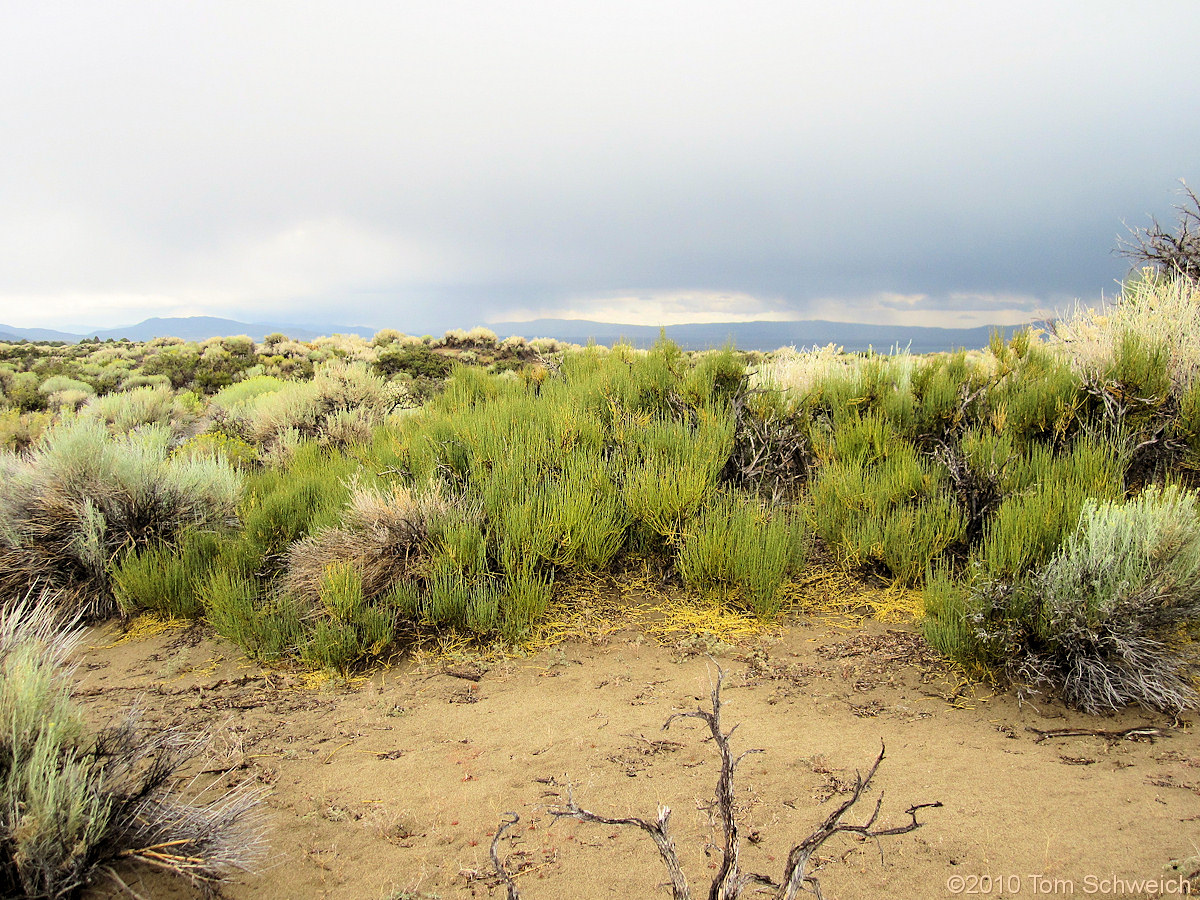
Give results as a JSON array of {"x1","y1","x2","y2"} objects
[
  {"x1": 490, "y1": 813, "x2": 523, "y2": 900},
  {"x1": 492, "y1": 665, "x2": 941, "y2": 899},
  {"x1": 1026, "y1": 725, "x2": 1165, "y2": 744}
]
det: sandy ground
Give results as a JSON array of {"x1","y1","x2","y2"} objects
[{"x1": 72, "y1": 611, "x2": 1200, "y2": 900}]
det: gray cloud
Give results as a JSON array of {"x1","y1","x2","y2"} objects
[{"x1": 1, "y1": 2, "x2": 1198, "y2": 331}]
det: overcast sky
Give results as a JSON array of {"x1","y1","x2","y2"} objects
[{"x1": 2, "y1": 1, "x2": 1198, "y2": 333}]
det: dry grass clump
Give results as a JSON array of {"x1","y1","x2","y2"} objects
[
  {"x1": 252, "y1": 476, "x2": 477, "y2": 672},
  {"x1": 311, "y1": 333, "x2": 374, "y2": 361},
  {"x1": 1049, "y1": 273, "x2": 1200, "y2": 396},
  {"x1": 753, "y1": 343, "x2": 859, "y2": 397},
  {"x1": 219, "y1": 360, "x2": 407, "y2": 453},
  {"x1": 0, "y1": 421, "x2": 240, "y2": 616},
  {"x1": 754, "y1": 343, "x2": 921, "y2": 401},
  {"x1": 281, "y1": 479, "x2": 455, "y2": 605},
  {"x1": 0, "y1": 597, "x2": 266, "y2": 898}
]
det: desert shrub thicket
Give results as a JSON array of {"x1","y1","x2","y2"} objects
[
  {"x1": 2, "y1": 276, "x2": 1200, "y2": 713},
  {"x1": 180, "y1": 341, "x2": 806, "y2": 670},
  {"x1": 754, "y1": 272, "x2": 1200, "y2": 711}
]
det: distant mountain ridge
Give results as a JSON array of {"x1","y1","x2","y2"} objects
[
  {"x1": 491, "y1": 318, "x2": 1014, "y2": 353},
  {"x1": 0, "y1": 317, "x2": 376, "y2": 343},
  {"x1": 0, "y1": 314, "x2": 1021, "y2": 353},
  {"x1": 0, "y1": 324, "x2": 82, "y2": 342}
]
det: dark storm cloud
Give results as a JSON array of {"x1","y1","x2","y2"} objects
[{"x1": 1, "y1": 1, "x2": 1197, "y2": 330}]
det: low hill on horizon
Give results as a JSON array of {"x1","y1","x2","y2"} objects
[
  {"x1": 0, "y1": 317, "x2": 376, "y2": 344},
  {"x1": 491, "y1": 318, "x2": 1016, "y2": 353},
  {"x1": 0, "y1": 314, "x2": 1025, "y2": 353}
]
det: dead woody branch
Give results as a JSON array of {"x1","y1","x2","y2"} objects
[
  {"x1": 723, "y1": 378, "x2": 810, "y2": 503},
  {"x1": 493, "y1": 667, "x2": 940, "y2": 899},
  {"x1": 1117, "y1": 180, "x2": 1200, "y2": 281},
  {"x1": 490, "y1": 813, "x2": 522, "y2": 900},
  {"x1": 547, "y1": 796, "x2": 691, "y2": 900}
]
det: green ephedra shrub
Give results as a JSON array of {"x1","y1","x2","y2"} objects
[
  {"x1": 677, "y1": 493, "x2": 807, "y2": 618},
  {"x1": 807, "y1": 416, "x2": 965, "y2": 585}
]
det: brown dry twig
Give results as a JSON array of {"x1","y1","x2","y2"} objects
[
  {"x1": 723, "y1": 377, "x2": 810, "y2": 503},
  {"x1": 500, "y1": 665, "x2": 942, "y2": 900},
  {"x1": 1117, "y1": 180, "x2": 1200, "y2": 281},
  {"x1": 491, "y1": 813, "x2": 523, "y2": 900},
  {"x1": 549, "y1": 794, "x2": 691, "y2": 899},
  {"x1": 443, "y1": 664, "x2": 484, "y2": 682},
  {"x1": 1026, "y1": 725, "x2": 1165, "y2": 744},
  {"x1": 768, "y1": 749, "x2": 941, "y2": 900}
]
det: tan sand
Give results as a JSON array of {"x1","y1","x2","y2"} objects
[{"x1": 75, "y1": 614, "x2": 1198, "y2": 900}]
